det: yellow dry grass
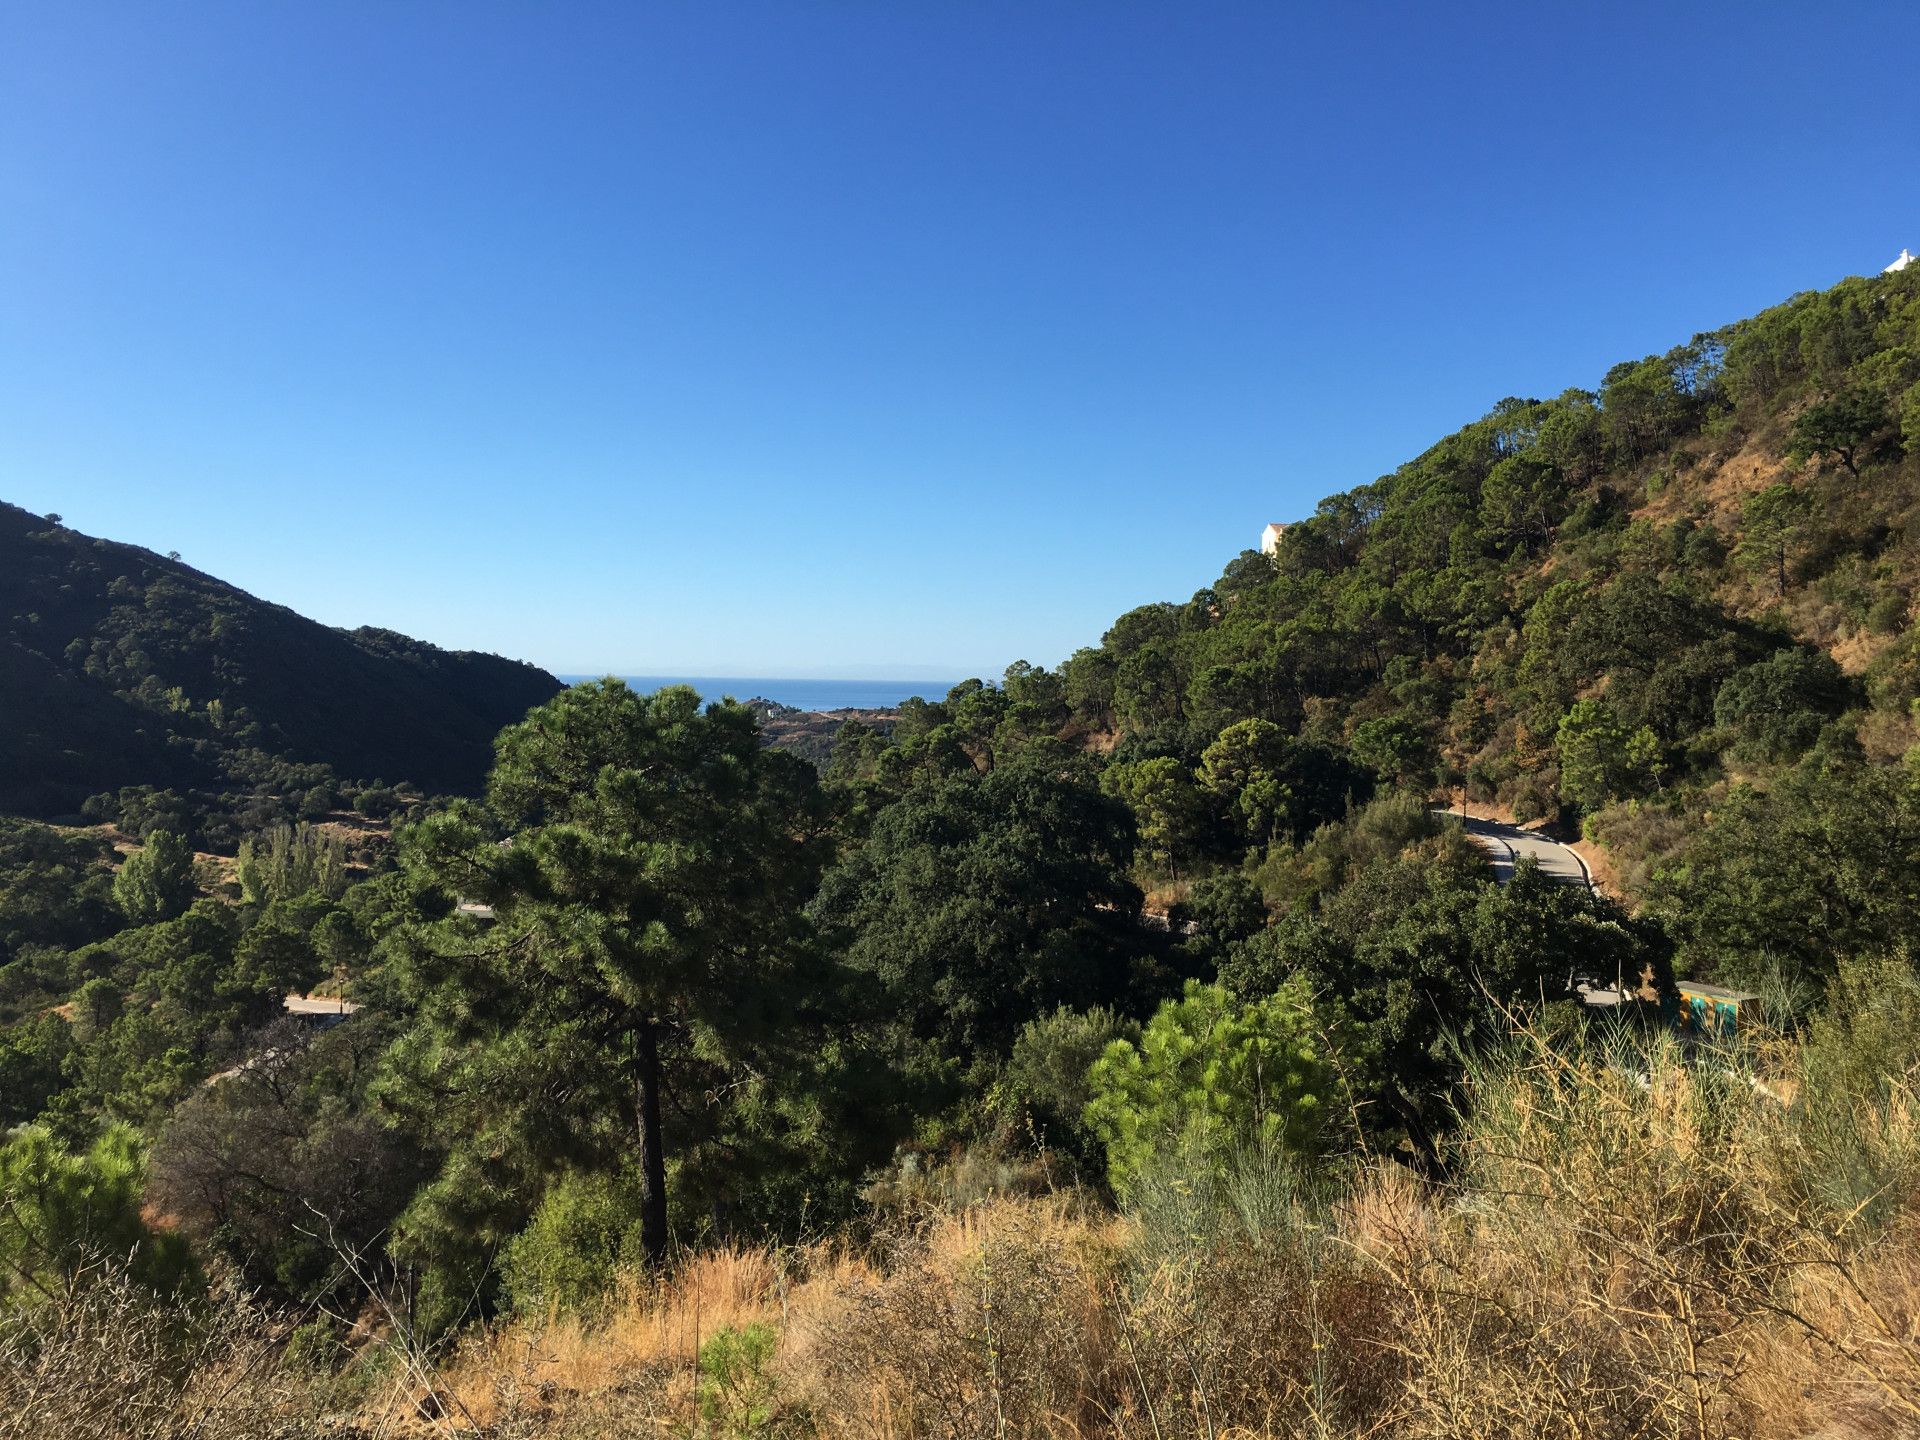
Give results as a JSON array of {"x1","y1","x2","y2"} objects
[
  {"x1": 360, "y1": 1247, "x2": 815, "y2": 1432},
  {"x1": 320, "y1": 1031, "x2": 1920, "y2": 1440}
]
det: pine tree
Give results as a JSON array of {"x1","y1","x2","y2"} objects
[{"x1": 379, "y1": 681, "x2": 832, "y2": 1269}]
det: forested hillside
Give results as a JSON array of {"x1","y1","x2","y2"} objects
[
  {"x1": 830, "y1": 263, "x2": 1920, "y2": 995},
  {"x1": 7, "y1": 268, "x2": 1920, "y2": 1439},
  {"x1": 0, "y1": 503, "x2": 562, "y2": 827}
]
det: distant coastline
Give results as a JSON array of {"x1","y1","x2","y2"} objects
[{"x1": 555, "y1": 676, "x2": 963, "y2": 712}]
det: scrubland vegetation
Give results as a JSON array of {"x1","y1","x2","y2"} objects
[
  {"x1": 15, "y1": 998, "x2": 1920, "y2": 1439},
  {"x1": 7, "y1": 265, "x2": 1920, "y2": 1435}
]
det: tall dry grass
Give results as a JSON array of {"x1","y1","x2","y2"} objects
[
  {"x1": 395, "y1": 1024, "x2": 1920, "y2": 1440},
  {"x1": 0, "y1": 1268, "x2": 318, "y2": 1440},
  {"x1": 20, "y1": 1017, "x2": 1920, "y2": 1439},
  {"x1": 1322, "y1": 1026, "x2": 1920, "y2": 1440}
]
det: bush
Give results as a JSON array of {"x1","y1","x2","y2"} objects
[
  {"x1": 1510, "y1": 775, "x2": 1554, "y2": 823},
  {"x1": 996, "y1": 1005, "x2": 1139, "y2": 1165},
  {"x1": 1085, "y1": 979, "x2": 1341, "y2": 1201},
  {"x1": 697, "y1": 1323, "x2": 789, "y2": 1438},
  {"x1": 280, "y1": 1315, "x2": 350, "y2": 1374},
  {"x1": 1869, "y1": 589, "x2": 1909, "y2": 635},
  {"x1": 499, "y1": 1169, "x2": 649, "y2": 1316}
]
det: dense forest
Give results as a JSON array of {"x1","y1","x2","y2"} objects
[
  {"x1": 6, "y1": 265, "x2": 1920, "y2": 1439},
  {"x1": 0, "y1": 500, "x2": 562, "y2": 832}
]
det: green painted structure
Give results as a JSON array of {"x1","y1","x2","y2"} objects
[{"x1": 1671, "y1": 981, "x2": 1761, "y2": 1039}]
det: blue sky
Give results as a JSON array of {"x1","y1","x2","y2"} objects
[{"x1": 2, "y1": 3, "x2": 1914, "y2": 678}]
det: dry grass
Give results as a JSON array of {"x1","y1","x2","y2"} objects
[
  {"x1": 1350, "y1": 1031, "x2": 1920, "y2": 1440},
  {"x1": 358, "y1": 1247, "x2": 819, "y2": 1435},
  {"x1": 19, "y1": 1022, "x2": 1920, "y2": 1440},
  {"x1": 391, "y1": 1029, "x2": 1920, "y2": 1440},
  {"x1": 0, "y1": 1271, "x2": 321, "y2": 1440},
  {"x1": 783, "y1": 1198, "x2": 1126, "y2": 1439}
]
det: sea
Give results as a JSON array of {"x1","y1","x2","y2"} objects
[{"x1": 555, "y1": 676, "x2": 964, "y2": 712}]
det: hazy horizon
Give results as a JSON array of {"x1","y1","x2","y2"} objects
[
  {"x1": 556, "y1": 668, "x2": 969, "y2": 684},
  {"x1": 557, "y1": 673, "x2": 967, "y2": 712}
]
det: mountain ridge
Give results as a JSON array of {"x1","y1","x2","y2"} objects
[{"x1": 0, "y1": 501, "x2": 562, "y2": 821}]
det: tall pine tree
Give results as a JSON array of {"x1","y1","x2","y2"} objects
[{"x1": 378, "y1": 682, "x2": 832, "y2": 1273}]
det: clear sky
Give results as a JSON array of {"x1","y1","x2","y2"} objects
[{"x1": 2, "y1": 4, "x2": 1914, "y2": 679}]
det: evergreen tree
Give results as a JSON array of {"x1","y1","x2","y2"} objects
[
  {"x1": 1556, "y1": 700, "x2": 1663, "y2": 812},
  {"x1": 111, "y1": 828, "x2": 194, "y2": 925},
  {"x1": 378, "y1": 682, "x2": 833, "y2": 1273},
  {"x1": 1085, "y1": 978, "x2": 1341, "y2": 1200}
]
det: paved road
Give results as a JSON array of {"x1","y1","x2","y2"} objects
[{"x1": 1441, "y1": 810, "x2": 1593, "y2": 891}]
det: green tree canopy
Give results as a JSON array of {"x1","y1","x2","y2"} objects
[
  {"x1": 809, "y1": 751, "x2": 1152, "y2": 1069},
  {"x1": 112, "y1": 828, "x2": 197, "y2": 926},
  {"x1": 1714, "y1": 648, "x2": 1852, "y2": 762},
  {"x1": 1649, "y1": 756, "x2": 1920, "y2": 994},
  {"x1": 1789, "y1": 387, "x2": 1890, "y2": 476},
  {"x1": 237, "y1": 822, "x2": 346, "y2": 904},
  {"x1": 1348, "y1": 713, "x2": 1433, "y2": 786},
  {"x1": 377, "y1": 681, "x2": 836, "y2": 1288},
  {"x1": 0, "y1": 820, "x2": 119, "y2": 960},
  {"x1": 1084, "y1": 978, "x2": 1342, "y2": 1200},
  {"x1": 1101, "y1": 756, "x2": 1207, "y2": 878},
  {"x1": 1556, "y1": 699, "x2": 1663, "y2": 812}
]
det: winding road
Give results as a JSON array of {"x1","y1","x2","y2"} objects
[{"x1": 1441, "y1": 810, "x2": 1593, "y2": 892}]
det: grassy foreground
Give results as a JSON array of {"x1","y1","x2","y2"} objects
[{"x1": 10, "y1": 1013, "x2": 1920, "y2": 1440}]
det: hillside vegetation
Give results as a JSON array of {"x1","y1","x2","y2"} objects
[
  {"x1": 0, "y1": 502, "x2": 562, "y2": 829},
  {"x1": 5, "y1": 267, "x2": 1920, "y2": 1439},
  {"x1": 827, "y1": 261, "x2": 1920, "y2": 995}
]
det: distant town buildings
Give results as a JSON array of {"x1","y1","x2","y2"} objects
[
  {"x1": 1260, "y1": 521, "x2": 1289, "y2": 556},
  {"x1": 1889, "y1": 248, "x2": 1916, "y2": 274}
]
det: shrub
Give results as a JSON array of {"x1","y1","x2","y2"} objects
[
  {"x1": 500, "y1": 1169, "x2": 649, "y2": 1317},
  {"x1": 995, "y1": 1005, "x2": 1139, "y2": 1165},
  {"x1": 1085, "y1": 979, "x2": 1340, "y2": 1201},
  {"x1": 280, "y1": 1315, "x2": 350, "y2": 1374},
  {"x1": 697, "y1": 1323, "x2": 789, "y2": 1438},
  {"x1": 1510, "y1": 774, "x2": 1554, "y2": 822}
]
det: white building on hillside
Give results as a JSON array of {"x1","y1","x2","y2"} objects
[
  {"x1": 1889, "y1": 249, "x2": 1915, "y2": 274},
  {"x1": 1260, "y1": 521, "x2": 1289, "y2": 556}
]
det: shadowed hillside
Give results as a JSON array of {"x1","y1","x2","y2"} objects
[{"x1": 0, "y1": 502, "x2": 561, "y2": 817}]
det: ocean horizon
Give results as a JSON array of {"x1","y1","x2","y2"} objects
[{"x1": 555, "y1": 675, "x2": 966, "y2": 712}]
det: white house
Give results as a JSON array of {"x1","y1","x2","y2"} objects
[
  {"x1": 1260, "y1": 521, "x2": 1289, "y2": 556},
  {"x1": 1889, "y1": 249, "x2": 1915, "y2": 274}
]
